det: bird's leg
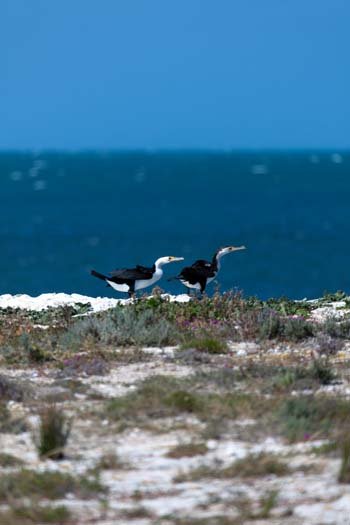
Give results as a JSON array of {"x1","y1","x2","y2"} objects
[
  {"x1": 128, "y1": 282, "x2": 136, "y2": 299},
  {"x1": 198, "y1": 287, "x2": 205, "y2": 299}
]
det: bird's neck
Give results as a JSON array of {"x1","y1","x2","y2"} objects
[
  {"x1": 154, "y1": 260, "x2": 164, "y2": 273},
  {"x1": 212, "y1": 251, "x2": 225, "y2": 271}
]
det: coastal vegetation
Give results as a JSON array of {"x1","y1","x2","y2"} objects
[{"x1": 1, "y1": 290, "x2": 350, "y2": 522}]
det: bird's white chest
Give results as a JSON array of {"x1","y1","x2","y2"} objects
[
  {"x1": 134, "y1": 269, "x2": 162, "y2": 290},
  {"x1": 107, "y1": 269, "x2": 162, "y2": 293}
]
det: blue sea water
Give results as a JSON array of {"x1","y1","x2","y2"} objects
[{"x1": 0, "y1": 151, "x2": 349, "y2": 300}]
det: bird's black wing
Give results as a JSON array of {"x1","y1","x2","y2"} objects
[
  {"x1": 136, "y1": 264, "x2": 156, "y2": 273},
  {"x1": 109, "y1": 266, "x2": 154, "y2": 281},
  {"x1": 191, "y1": 259, "x2": 216, "y2": 278},
  {"x1": 178, "y1": 266, "x2": 208, "y2": 287}
]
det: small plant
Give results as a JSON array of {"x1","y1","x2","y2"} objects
[
  {"x1": 0, "y1": 469, "x2": 106, "y2": 502},
  {"x1": 322, "y1": 290, "x2": 347, "y2": 303},
  {"x1": 120, "y1": 507, "x2": 154, "y2": 519},
  {"x1": 164, "y1": 390, "x2": 203, "y2": 413},
  {"x1": 20, "y1": 334, "x2": 51, "y2": 364},
  {"x1": 338, "y1": 440, "x2": 350, "y2": 483},
  {"x1": 106, "y1": 375, "x2": 265, "y2": 425},
  {"x1": 36, "y1": 405, "x2": 72, "y2": 460},
  {"x1": 181, "y1": 337, "x2": 228, "y2": 354},
  {"x1": 228, "y1": 452, "x2": 289, "y2": 478},
  {"x1": 0, "y1": 453, "x2": 24, "y2": 467},
  {"x1": 254, "y1": 490, "x2": 279, "y2": 519},
  {"x1": 311, "y1": 441, "x2": 338, "y2": 455},
  {"x1": 282, "y1": 317, "x2": 315, "y2": 341},
  {"x1": 0, "y1": 375, "x2": 26, "y2": 402},
  {"x1": 60, "y1": 355, "x2": 109, "y2": 376},
  {"x1": 272, "y1": 360, "x2": 336, "y2": 392},
  {"x1": 265, "y1": 296, "x2": 312, "y2": 317},
  {"x1": 323, "y1": 318, "x2": 350, "y2": 339},
  {"x1": 97, "y1": 452, "x2": 127, "y2": 470},
  {"x1": 311, "y1": 358, "x2": 336, "y2": 385},
  {"x1": 276, "y1": 396, "x2": 350, "y2": 442},
  {"x1": 316, "y1": 333, "x2": 344, "y2": 356},
  {"x1": 175, "y1": 452, "x2": 289, "y2": 482},
  {"x1": 3, "y1": 504, "x2": 71, "y2": 524},
  {"x1": 0, "y1": 402, "x2": 27, "y2": 434},
  {"x1": 258, "y1": 309, "x2": 282, "y2": 340},
  {"x1": 63, "y1": 306, "x2": 180, "y2": 348},
  {"x1": 166, "y1": 442, "x2": 208, "y2": 458},
  {"x1": 273, "y1": 369, "x2": 298, "y2": 391}
]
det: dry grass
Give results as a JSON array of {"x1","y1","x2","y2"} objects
[
  {"x1": 174, "y1": 452, "x2": 289, "y2": 482},
  {"x1": 0, "y1": 504, "x2": 71, "y2": 524},
  {"x1": 0, "y1": 469, "x2": 106, "y2": 502},
  {"x1": 0, "y1": 453, "x2": 24, "y2": 468},
  {"x1": 96, "y1": 451, "x2": 128, "y2": 470},
  {"x1": 106, "y1": 375, "x2": 267, "y2": 425},
  {"x1": 166, "y1": 442, "x2": 208, "y2": 458}
]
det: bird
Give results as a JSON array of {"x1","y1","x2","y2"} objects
[
  {"x1": 171, "y1": 246, "x2": 246, "y2": 294},
  {"x1": 91, "y1": 256, "x2": 184, "y2": 297}
]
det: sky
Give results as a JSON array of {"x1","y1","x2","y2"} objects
[{"x1": 1, "y1": 0, "x2": 350, "y2": 150}]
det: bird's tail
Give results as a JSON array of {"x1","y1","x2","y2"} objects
[{"x1": 91, "y1": 269, "x2": 107, "y2": 281}]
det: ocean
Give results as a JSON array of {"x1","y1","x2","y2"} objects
[{"x1": 1, "y1": 151, "x2": 349, "y2": 300}]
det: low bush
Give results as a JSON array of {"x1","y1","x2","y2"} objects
[
  {"x1": 62, "y1": 306, "x2": 180, "y2": 348},
  {"x1": 166, "y1": 442, "x2": 208, "y2": 458},
  {"x1": 36, "y1": 405, "x2": 72, "y2": 460},
  {"x1": 175, "y1": 452, "x2": 289, "y2": 482},
  {"x1": 338, "y1": 440, "x2": 350, "y2": 484},
  {"x1": 276, "y1": 395, "x2": 350, "y2": 442},
  {"x1": 181, "y1": 337, "x2": 228, "y2": 354},
  {"x1": 0, "y1": 469, "x2": 106, "y2": 502},
  {"x1": 0, "y1": 505, "x2": 71, "y2": 524},
  {"x1": 106, "y1": 375, "x2": 266, "y2": 424}
]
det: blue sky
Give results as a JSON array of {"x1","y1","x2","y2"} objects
[{"x1": 2, "y1": 0, "x2": 350, "y2": 149}]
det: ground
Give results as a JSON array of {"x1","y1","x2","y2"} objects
[{"x1": 1, "y1": 291, "x2": 350, "y2": 525}]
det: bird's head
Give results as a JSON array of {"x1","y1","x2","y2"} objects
[
  {"x1": 155, "y1": 256, "x2": 184, "y2": 268},
  {"x1": 216, "y1": 245, "x2": 246, "y2": 258}
]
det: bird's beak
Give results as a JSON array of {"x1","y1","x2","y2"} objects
[
  {"x1": 229, "y1": 245, "x2": 246, "y2": 252},
  {"x1": 169, "y1": 256, "x2": 184, "y2": 262}
]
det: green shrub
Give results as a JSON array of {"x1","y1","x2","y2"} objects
[
  {"x1": 107, "y1": 375, "x2": 265, "y2": 424},
  {"x1": 181, "y1": 337, "x2": 228, "y2": 354},
  {"x1": 62, "y1": 306, "x2": 179, "y2": 348},
  {"x1": 0, "y1": 453, "x2": 24, "y2": 467},
  {"x1": 4, "y1": 505, "x2": 71, "y2": 524},
  {"x1": 338, "y1": 440, "x2": 350, "y2": 483},
  {"x1": 37, "y1": 406, "x2": 72, "y2": 460},
  {"x1": 175, "y1": 452, "x2": 289, "y2": 482},
  {"x1": 277, "y1": 396, "x2": 350, "y2": 442},
  {"x1": 0, "y1": 470, "x2": 106, "y2": 502},
  {"x1": 167, "y1": 442, "x2": 208, "y2": 458},
  {"x1": 323, "y1": 318, "x2": 350, "y2": 339},
  {"x1": 0, "y1": 402, "x2": 27, "y2": 434},
  {"x1": 164, "y1": 390, "x2": 203, "y2": 413}
]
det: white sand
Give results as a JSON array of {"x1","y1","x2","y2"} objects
[{"x1": 0, "y1": 292, "x2": 191, "y2": 312}]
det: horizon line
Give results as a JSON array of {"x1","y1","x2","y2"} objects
[{"x1": 0, "y1": 147, "x2": 349, "y2": 155}]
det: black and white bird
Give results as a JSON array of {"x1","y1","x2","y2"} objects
[
  {"x1": 171, "y1": 246, "x2": 246, "y2": 294},
  {"x1": 91, "y1": 256, "x2": 184, "y2": 297}
]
